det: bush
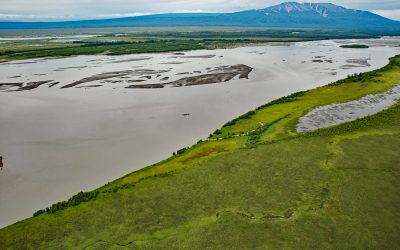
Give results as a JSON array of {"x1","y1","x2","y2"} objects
[
  {"x1": 214, "y1": 129, "x2": 222, "y2": 135},
  {"x1": 33, "y1": 191, "x2": 99, "y2": 216},
  {"x1": 33, "y1": 209, "x2": 45, "y2": 217},
  {"x1": 176, "y1": 147, "x2": 188, "y2": 155}
]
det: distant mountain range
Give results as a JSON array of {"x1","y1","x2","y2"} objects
[{"x1": 1, "y1": 2, "x2": 399, "y2": 30}]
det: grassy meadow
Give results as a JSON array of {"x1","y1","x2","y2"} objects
[{"x1": 0, "y1": 54, "x2": 399, "y2": 249}]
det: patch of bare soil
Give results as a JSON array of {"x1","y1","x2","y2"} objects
[
  {"x1": 126, "y1": 83, "x2": 164, "y2": 89},
  {"x1": 171, "y1": 55, "x2": 216, "y2": 59},
  {"x1": 127, "y1": 64, "x2": 252, "y2": 89},
  {"x1": 111, "y1": 57, "x2": 152, "y2": 63},
  {"x1": 61, "y1": 69, "x2": 170, "y2": 88}
]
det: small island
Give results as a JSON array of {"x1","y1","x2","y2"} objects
[{"x1": 340, "y1": 44, "x2": 369, "y2": 49}]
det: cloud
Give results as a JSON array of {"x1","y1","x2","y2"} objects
[
  {"x1": 0, "y1": 13, "x2": 78, "y2": 21},
  {"x1": 93, "y1": 13, "x2": 155, "y2": 19},
  {"x1": 372, "y1": 9, "x2": 400, "y2": 20}
]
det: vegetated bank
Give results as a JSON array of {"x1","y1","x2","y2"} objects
[
  {"x1": 0, "y1": 28, "x2": 391, "y2": 61},
  {"x1": 0, "y1": 39, "x2": 269, "y2": 61},
  {"x1": 1, "y1": 55, "x2": 400, "y2": 249}
]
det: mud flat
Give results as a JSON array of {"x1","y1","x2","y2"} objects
[
  {"x1": 126, "y1": 83, "x2": 164, "y2": 89},
  {"x1": 171, "y1": 54, "x2": 216, "y2": 59},
  {"x1": 129, "y1": 64, "x2": 252, "y2": 89},
  {"x1": 0, "y1": 82, "x2": 23, "y2": 90},
  {"x1": 112, "y1": 57, "x2": 152, "y2": 63},
  {"x1": 61, "y1": 69, "x2": 170, "y2": 88},
  {"x1": 296, "y1": 85, "x2": 400, "y2": 132},
  {"x1": 166, "y1": 64, "x2": 251, "y2": 87},
  {"x1": 346, "y1": 58, "x2": 371, "y2": 67},
  {"x1": 0, "y1": 80, "x2": 58, "y2": 91},
  {"x1": 161, "y1": 61, "x2": 188, "y2": 65}
]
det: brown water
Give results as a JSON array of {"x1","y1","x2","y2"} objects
[{"x1": 0, "y1": 38, "x2": 399, "y2": 228}]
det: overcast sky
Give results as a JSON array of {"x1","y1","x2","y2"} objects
[{"x1": 0, "y1": 0, "x2": 399, "y2": 21}]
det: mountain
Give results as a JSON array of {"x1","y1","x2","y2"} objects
[
  {"x1": 228, "y1": 2, "x2": 400, "y2": 28},
  {"x1": 0, "y1": 2, "x2": 399, "y2": 30}
]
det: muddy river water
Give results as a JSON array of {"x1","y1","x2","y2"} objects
[{"x1": 0, "y1": 37, "x2": 399, "y2": 228}]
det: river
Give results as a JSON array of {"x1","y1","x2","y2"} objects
[{"x1": 0, "y1": 37, "x2": 399, "y2": 228}]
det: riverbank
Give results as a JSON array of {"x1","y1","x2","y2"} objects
[
  {"x1": 0, "y1": 52, "x2": 399, "y2": 249},
  {"x1": 0, "y1": 38, "x2": 298, "y2": 62},
  {"x1": 1, "y1": 39, "x2": 397, "y2": 228},
  {"x1": 0, "y1": 29, "x2": 397, "y2": 62}
]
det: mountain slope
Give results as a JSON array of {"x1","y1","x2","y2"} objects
[
  {"x1": 228, "y1": 2, "x2": 400, "y2": 28},
  {"x1": 0, "y1": 2, "x2": 399, "y2": 30}
]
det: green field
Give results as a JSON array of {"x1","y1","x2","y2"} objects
[
  {"x1": 0, "y1": 54, "x2": 399, "y2": 249},
  {"x1": 0, "y1": 38, "x2": 294, "y2": 61}
]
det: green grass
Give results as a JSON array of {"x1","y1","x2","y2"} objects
[
  {"x1": 0, "y1": 27, "x2": 390, "y2": 61},
  {"x1": 0, "y1": 55, "x2": 400, "y2": 249},
  {"x1": 0, "y1": 39, "x2": 206, "y2": 60},
  {"x1": 0, "y1": 38, "x2": 284, "y2": 61}
]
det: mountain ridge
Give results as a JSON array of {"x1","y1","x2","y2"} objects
[{"x1": 0, "y1": 2, "x2": 399, "y2": 30}]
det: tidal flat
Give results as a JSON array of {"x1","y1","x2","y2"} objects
[{"x1": 0, "y1": 37, "x2": 399, "y2": 228}]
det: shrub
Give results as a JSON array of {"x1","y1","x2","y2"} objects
[
  {"x1": 176, "y1": 147, "x2": 188, "y2": 155},
  {"x1": 33, "y1": 191, "x2": 99, "y2": 216}
]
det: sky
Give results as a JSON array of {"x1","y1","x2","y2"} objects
[{"x1": 0, "y1": 0, "x2": 399, "y2": 21}]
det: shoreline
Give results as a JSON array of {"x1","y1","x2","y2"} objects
[
  {"x1": 0, "y1": 39, "x2": 398, "y2": 229},
  {"x1": 0, "y1": 35, "x2": 398, "y2": 64},
  {"x1": 0, "y1": 35, "x2": 400, "y2": 63},
  {"x1": 1, "y1": 54, "x2": 399, "y2": 248},
  {"x1": 3, "y1": 53, "x2": 398, "y2": 228}
]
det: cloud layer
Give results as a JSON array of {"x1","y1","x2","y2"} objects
[{"x1": 0, "y1": 0, "x2": 399, "y2": 21}]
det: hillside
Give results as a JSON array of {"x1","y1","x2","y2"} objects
[
  {"x1": 0, "y1": 2, "x2": 399, "y2": 31},
  {"x1": 1, "y1": 54, "x2": 399, "y2": 248}
]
